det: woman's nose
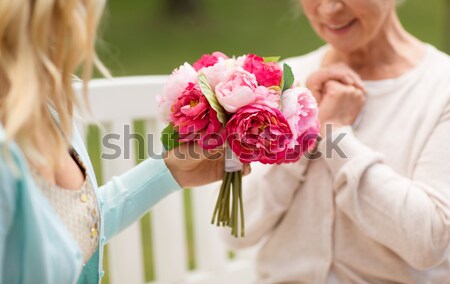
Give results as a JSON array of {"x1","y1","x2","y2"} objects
[{"x1": 318, "y1": 0, "x2": 345, "y2": 16}]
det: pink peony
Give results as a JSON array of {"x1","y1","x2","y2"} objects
[
  {"x1": 254, "y1": 86, "x2": 281, "y2": 109},
  {"x1": 158, "y1": 63, "x2": 198, "y2": 123},
  {"x1": 202, "y1": 58, "x2": 240, "y2": 89},
  {"x1": 193, "y1": 52, "x2": 228, "y2": 71},
  {"x1": 198, "y1": 111, "x2": 227, "y2": 149},
  {"x1": 234, "y1": 55, "x2": 247, "y2": 67},
  {"x1": 283, "y1": 121, "x2": 320, "y2": 162},
  {"x1": 281, "y1": 87, "x2": 319, "y2": 140},
  {"x1": 281, "y1": 87, "x2": 320, "y2": 161},
  {"x1": 243, "y1": 54, "x2": 283, "y2": 87},
  {"x1": 215, "y1": 68, "x2": 259, "y2": 113},
  {"x1": 170, "y1": 83, "x2": 225, "y2": 149},
  {"x1": 226, "y1": 104, "x2": 294, "y2": 164},
  {"x1": 297, "y1": 121, "x2": 320, "y2": 152}
]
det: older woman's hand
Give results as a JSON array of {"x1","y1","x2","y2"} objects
[
  {"x1": 306, "y1": 63, "x2": 365, "y2": 104},
  {"x1": 318, "y1": 80, "x2": 366, "y2": 137},
  {"x1": 306, "y1": 64, "x2": 366, "y2": 137}
]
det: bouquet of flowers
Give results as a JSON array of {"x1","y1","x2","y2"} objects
[{"x1": 158, "y1": 52, "x2": 319, "y2": 237}]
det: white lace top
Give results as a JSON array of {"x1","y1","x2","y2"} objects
[{"x1": 32, "y1": 150, "x2": 100, "y2": 265}]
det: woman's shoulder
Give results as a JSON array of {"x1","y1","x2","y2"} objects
[
  {"x1": 421, "y1": 45, "x2": 450, "y2": 99},
  {"x1": 426, "y1": 44, "x2": 450, "y2": 71},
  {"x1": 418, "y1": 45, "x2": 450, "y2": 85},
  {"x1": 282, "y1": 45, "x2": 328, "y2": 86}
]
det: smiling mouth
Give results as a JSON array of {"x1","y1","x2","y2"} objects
[{"x1": 325, "y1": 19, "x2": 357, "y2": 32}]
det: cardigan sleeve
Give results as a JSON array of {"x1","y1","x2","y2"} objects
[
  {"x1": 69, "y1": 122, "x2": 182, "y2": 243},
  {"x1": 317, "y1": 101, "x2": 450, "y2": 270},
  {"x1": 0, "y1": 148, "x2": 18, "y2": 280},
  {"x1": 99, "y1": 158, "x2": 181, "y2": 242}
]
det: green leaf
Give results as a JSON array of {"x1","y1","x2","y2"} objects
[
  {"x1": 161, "y1": 122, "x2": 181, "y2": 151},
  {"x1": 263, "y1": 56, "x2": 281, "y2": 63},
  {"x1": 282, "y1": 63, "x2": 294, "y2": 91},
  {"x1": 198, "y1": 74, "x2": 228, "y2": 125}
]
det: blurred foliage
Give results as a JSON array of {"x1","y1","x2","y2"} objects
[
  {"x1": 166, "y1": 0, "x2": 203, "y2": 17},
  {"x1": 445, "y1": 0, "x2": 450, "y2": 51},
  {"x1": 97, "y1": 0, "x2": 447, "y2": 76}
]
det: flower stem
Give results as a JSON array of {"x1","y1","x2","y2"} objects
[
  {"x1": 211, "y1": 170, "x2": 245, "y2": 237},
  {"x1": 238, "y1": 170, "x2": 245, "y2": 237},
  {"x1": 232, "y1": 172, "x2": 239, "y2": 237},
  {"x1": 230, "y1": 172, "x2": 238, "y2": 229},
  {"x1": 219, "y1": 172, "x2": 232, "y2": 225},
  {"x1": 211, "y1": 172, "x2": 228, "y2": 224}
]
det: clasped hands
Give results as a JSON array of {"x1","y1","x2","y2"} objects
[{"x1": 306, "y1": 63, "x2": 366, "y2": 138}]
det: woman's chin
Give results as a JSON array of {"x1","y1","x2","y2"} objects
[
  {"x1": 324, "y1": 36, "x2": 366, "y2": 54},
  {"x1": 319, "y1": 23, "x2": 364, "y2": 52}
]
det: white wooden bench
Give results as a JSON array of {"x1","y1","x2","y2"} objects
[{"x1": 76, "y1": 76, "x2": 257, "y2": 284}]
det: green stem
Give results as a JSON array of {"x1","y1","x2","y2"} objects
[
  {"x1": 211, "y1": 171, "x2": 228, "y2": 224},
  {"x1": 219, "y1": 173, "x2": 232, "y2": 225},
  {"x1": 238, "y1": 170, "x2": 245, "y2": 237},
  {"x1": 232, "y1": 171, "x2": 239, "y2": 237},
  {"x1": 229, "y1": 173, "x2": 236, "y2": 236},
  {"x1": 225, "y1": 173, "x2": 233, "y2": 227},
  {"x1": 223, "y1": 176, "x2": 234, "y2": 227},
  {"x1": 211, "y1": 170, "x2": 246, "y2": 238}
]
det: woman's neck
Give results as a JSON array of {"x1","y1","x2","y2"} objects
[{"x1": 323, "y1": 13, "x2": 427, "y2": 80}]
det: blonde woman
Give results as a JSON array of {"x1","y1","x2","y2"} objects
[{"x1": 0, "y1": 1, "x2": 230, "y2": 283}]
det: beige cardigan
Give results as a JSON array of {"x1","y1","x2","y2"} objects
[{"x1": 220, "y1": 45, "x2": 450, "y2": 284}]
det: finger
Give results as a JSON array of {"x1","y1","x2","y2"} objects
[
  {"x1": 308, "y1": 69, "x2": 357, "y2": 99},
  {"x1": 345, "y1": 84, "x2": 366, "y2": 98},
  {"x1": 354, "y1": 88, "x2": 367, "y2": 105},
  {"x1": 334, "y1": 64, "x2": 365, "y2": 92},
  {"x1": 354, "y1": 87, "x2": 366, "y2": 97},
  {"x1": 342, "y1": 84, "x2": 364, "y2": 99},
  {"x1": 325, "y1": 63, "x2": 365, "y2": 91},
  {"x1": 307, "y1": 65, "x2": 366, "y2": 104},
  {"x1": 324, "y1": 69, "x2": 356, "y2": 86},
  {"x1": 345, "y1": 70, "x2": 365, "y2": 93},
  {"x1": 306, "y1": 78, "x2": 324, "y2": 104},
  {"x1": 310, "y1": 86, "x2": 323, "y2": 105},
  {"x1": 323, "y1": 80, "x2": 342, "y2": 94},
  {"x1": 323, "y1": 80, "x2": 363, "y2": 99},
  {"x1": 351, "y1": 76, "x2": 365, "y2": 93},
  {"x1": 242, "y1": 164, "x2": 251, "y2": 176}
]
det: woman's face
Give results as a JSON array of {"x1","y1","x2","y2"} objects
[{"x1": 300, "y1": 0, "x2": 395, "y2": 52}]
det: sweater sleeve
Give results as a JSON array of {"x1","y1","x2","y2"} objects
[
  {"x1": 317, "y1": 103, "x2": 450, "y2": 270},
  {"x1": 219, "y1": 160, "x2": 309, "y2": 249},
  {"x1": 99, "y1": 158, "x2": 181, "y2": 242},
  {"x1": 0, "y1": 150, "x2": 18, "y2": 280}
]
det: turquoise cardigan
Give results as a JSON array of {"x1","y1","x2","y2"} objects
[{"x1": 0, "y1": 123, "x2": 182, "y2": 284}]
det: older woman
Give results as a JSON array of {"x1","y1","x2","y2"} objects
[{"x1": 220, "y1": 0, "x2": 450, "y2": 283}]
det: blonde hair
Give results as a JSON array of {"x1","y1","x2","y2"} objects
[{"x1": 0, "y1": 0, "x2": 106, "y2": 169}]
